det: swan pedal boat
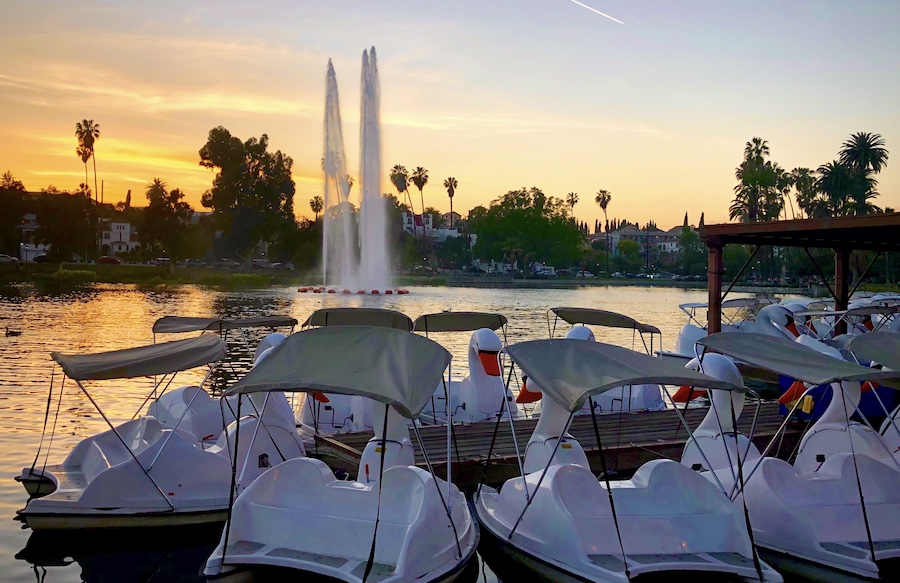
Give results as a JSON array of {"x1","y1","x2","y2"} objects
[
  {"x1": 17, "y1": 333, "x2": 306, "y2": 530},
  {"x1": 474, "y1": 338, "x2": 781, "y2": 582},
  {"x1": 691, "y1": 333, "x2": 900, "y2": 581},
  {"x1": 203, "y1": 326, "x2": 479, "y2": 583}
]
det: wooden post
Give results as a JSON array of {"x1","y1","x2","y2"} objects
[
  {"x1": 708, "y1": 243, "x2": 723, "y2": 333},
  {"x1": 834, "y1": 247, "x2": 850, "y2": 335}
]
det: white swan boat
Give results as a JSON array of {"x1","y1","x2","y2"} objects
[
  {"x1": 693, "y1": 332, "x2": 900, "y2": 581},
  {"x1": 474, "y1": 338, "x2": 782, "y2": 582},
  {"x1": 413, "y1": 311, "x2": 520, "y2": 424},
  {"x1": 16, "y1": 334, "x2": 306, "y2": 530},
  {"x1": 534, "y1": 307, "x2": 668, "y2": 413},
  {"x1": 295, "y1": 308, "x2": 415, "y2": 436},
  {"x1": 203, "y1": 325, "x2": 479, "y2": 583}
]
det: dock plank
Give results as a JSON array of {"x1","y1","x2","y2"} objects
[{"x1": 313, "y1": 402, "x2": 800, "y2": 489}]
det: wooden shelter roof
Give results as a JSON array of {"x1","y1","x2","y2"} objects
[{"x1": 700, "y1": 213, "x2": 900, "y2": 252}]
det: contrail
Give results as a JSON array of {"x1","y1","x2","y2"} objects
[{"x1": 566, "y1": 0, "x2": 624, "y2": 24}]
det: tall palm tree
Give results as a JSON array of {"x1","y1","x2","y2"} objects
[
  {"x1": 390, "y1": 164, "x2": 412, "y2": 226},
  {"x1": 75, "y1": 119, "x2": 100, "y2": 202},
  {"x1": 410, "y1": 167, "x2": 429, "y2": 238},
  {"x1": 443, "y1": 177, "x2": 457, "y2": 228},
  {"x1": 76, "y1": 145, "x2": 91, "y2": 192},
  {"x1": 839, "y1": 132, "x2": 888, "y2": 216},
  {"x1": 816, "y1": 160, "x2": 855, "y2": 216},
  {"x1": 840, "y1": 132, "x2": 888, "y2": 175},
  {"x1": 310, "y1": 196, "x2": 324, "y2": 220},
  {"x1": 566, "y1": 192, "x2": 579, "y2": 219},
  {"x1": 790, "y1": 167, "x2": 816, "y2": 219},
  {"x1": 594, "y1": 189, "x2": 612, "y2": 229}
]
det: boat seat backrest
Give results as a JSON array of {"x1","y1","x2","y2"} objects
[
  {"x1": 78, "y1": 417, "x2": 164, "y2": 482},
  {"x1": 234, "y1": 458, "x2": 429, "y2": 562},
  {"x1": 764, "y1": 453, "x2": 900, "y2": 507}
]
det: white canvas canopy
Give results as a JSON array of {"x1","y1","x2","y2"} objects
[
  {"x1": 152, "y1": 315, "x2": 298, "y2": 334},
  {"x1": 301, "y1": 307, "x2": 413, "y2": 331},
  {"x1": 698, "y1": 332, "x2": 900, "y2": 389},
  {"x1": 225, "y1": 326, "x2": 451, "y2": 418},
  {"x1": 849, "y1": 332, "x2": 900, "y2": 371},
  {"x1": 413, "y1": 312, "x2": 508, "y2": 332},
  {"x1": 51, "y1": 335, "x2": 226, "y2": 381},
  {"x1": 503, "y1": 339, "x2": 738, "y2": 413},
  {"x1": 549, "y1": 307, "x2": 660, "y2": 334}
]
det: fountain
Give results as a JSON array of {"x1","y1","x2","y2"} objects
[{"x1": 319, "y1": 47, "x2": 394, "y2": 294}]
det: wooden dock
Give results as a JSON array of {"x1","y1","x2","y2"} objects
[{"x1": 312, "y1": 402, "x2": 800, "y2": 489}]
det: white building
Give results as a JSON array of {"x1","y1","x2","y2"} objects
[{"x1": 99, "y1": 220, "x2": 141, "y2": 255}]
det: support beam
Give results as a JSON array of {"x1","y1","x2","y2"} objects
[
  {"x1": 707, "y1": 244, "x2": 723, "y2": 333},
  {"x1": 834, "y1": 248, "x2": 850, "y2": 335}
]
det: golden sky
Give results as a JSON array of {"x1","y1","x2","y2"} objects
[{"x1": 2, "y1": 1, "x2": 898, "y2": 230}]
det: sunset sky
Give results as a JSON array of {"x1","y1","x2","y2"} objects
[{"x1": 2, "y1": 1, "x2": 898, "y2": 230}]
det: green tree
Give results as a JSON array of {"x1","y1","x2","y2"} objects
[
  {"x1": 730, "y1": 137, "x2": 781, "y2": 223},
  {"x1": 199, "y1": 127, "x2": 295, "y2": 261},
  {"x1": 471, "y1": 186, "x2": 584, "y2": 269},
  {"x1": 678, "y1": 226, "x2": 705, "y2": 275},
  {"x1": 75, "y1": 119, "x2": 100, "y2": 203},
  {"x1": 614, "y1": 239, "x2": 642, "y2": 274},
  {"x1": 310, "y1": 195, "x2": 324, "y2": 220},
  {"x1": 443, "y1": 177, "x2": 457, "y2": 228},
  {"x1": 816, "y1": 160, "x2": 855, "y2": 216},
  {"x1": 141, "y1": 178, "x2": 194, "y2": 262},
  {"x1": 0, "y1": 172, "x2": 27, "y2": 254},
  {"x1": 410, "y1": 166, "x2": 429, "y2": 238},
  {"x1": 34, "y1": 188, "x2": 97, "y2": 261},
  {"x1": 390, "y1": 165, "x2": 412, "y2": 226}
]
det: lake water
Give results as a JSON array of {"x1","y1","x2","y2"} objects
[{"x1": 0, "y1": 282, "x2": 765, "y2": 582}]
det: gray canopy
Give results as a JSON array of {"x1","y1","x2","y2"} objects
[
  {"x1": 152, "y1": 316, "x2": 298, "y2": 334},
  {"x1": 849, "y1": 332, "x2": 900, "y2": 371},
  {"x1": 225, "y1": 326, "x2": 451, "y2": 418},
  {"x1": 504, "y1": 339, "x2": 737, "y2": 413},
  {"x1": 698, "y1": 333, "x2": 900, "y2": 389},
  {"x1": 413, "y1": 312, "x2": 508, "y2": 333},
  {"x1": 302, "y1": 308, "x2": 413, "y2": 331},
  {"x1": 549, "y1": 307, "x2": 660, "y2": 334},
  {"x1": 52, "y1": 335, "x2": 226, "y2": 381}
]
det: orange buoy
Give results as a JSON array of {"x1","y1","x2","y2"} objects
[
  {"x1": 384, "y1": 289, "x2": 393, "y2": 294},
  {"x1": 357, "y1": 290, "x2": 366, "y2": 294},
  {"x1": 342, "y1": 289, "x2": 351, "y2": 294},
  {"x1": 327, "y1": 289, "x2": 336, "y2": 294},
  {"x1": 313, "y1": 288, "x2": 322, "y2": 293},
  {"x1": 371, "y1": 290, "x2": 380, "y2": 295}
]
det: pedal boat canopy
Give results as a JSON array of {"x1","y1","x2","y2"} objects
[
  {"x1": 849, "y1": 331, "x2": 900, "y2": 371},
  {"x1": 503, "y1": 339, "x2": 738, "y2": 413},
  {"x1": 301, "y1": 307, "x2": 413, "y2": 331},
  {"x1": 549, "y1": 307, "x2": 660, "y2": 334},
  {"x1": 225, "y1": 326, "x2": 452, "y2": 419},
  {"x1": 51, "y1": 335, "x2": 226, "y2": 381},
  {"x1": 698, "y1": 332, "x2": 900, "y2": 389},
  {"x1": 152, "y1": 315, "x2": 298, "y2": 334},
  {"x1": 413, "y1": 311, "x2": 508, "y2": 332}
]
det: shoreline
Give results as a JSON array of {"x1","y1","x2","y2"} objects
[{"x1": 1, "y1": 264, "x2": 894, "y2": 297}]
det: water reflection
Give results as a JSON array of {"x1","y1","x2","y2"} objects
[{"x1": 16, "y1": 527, "x2": 220, "y2": 583}]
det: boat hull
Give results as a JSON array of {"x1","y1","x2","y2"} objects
[{"x1": 18, "y1": 507, "x2": 228, "y2": 531}]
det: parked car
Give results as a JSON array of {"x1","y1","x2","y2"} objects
[
  {"x1": 183, "y1": 258, "x2": 207, "y2": 268},
  {"x1": 575, "y1": 270, "x2": 595, "y2": 278},
  {"x1": 251, "y1": 259, "x2": 271, "y2": 269},
  {"x1": 33, "y1": 254, "x2": 50, "y2": 263},
  {"x1": 215, "y1": 258, "x2": 241, "y2": 269},
  {"x1": 98, "y1": 255, "x2": 122, "y2": 265},
  {"x1": 150, "y1": 257, "x2": 170, "y2": 266},
  {"x1": 0, "y1": 254, "x2": 20, "y2": 265}
]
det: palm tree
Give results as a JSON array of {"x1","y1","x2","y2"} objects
[
  {"x1": 410, "y1": 166, "x2": 429, "y2": 238},
  {"x1": 790, "y1": 167, "x2": 816, "y2": 219},
  {"x1": 595, "y1": 189, "x2": 612, "y2": 276},
  {"x1": 443, "y1": 177, "x2": 458, "y2": 228},
  {"x1": 816, "y1": 160, "x2": 855, "y2": 216},
  {"x1": 840, "y1": 132, "x2": 888, "y2": 175},
  {"x1": 76, "y1": 144, "x2": 91, "y2": 192},
  {"x1": 75, "y1": 119, "x2": 100, "y2": 202},
  {"x1": 566, "y1": 192, "x2": 579, "y2": 219},
  {"x1": 390, "y1": 164, "x2": 412, "y2": 228},
  {"x1": 839, "y1": 132, "x2": 888, "y2": 216},
  {"x1": 310, "y1": 196, "x2": 324, "y2": 220}
]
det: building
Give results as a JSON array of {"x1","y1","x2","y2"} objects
[
  {"x1": 99, "y1": 219, "x2": 141, "y2": 255},
  {"x1": 401, "y1": 211, "x2": 432, "y2": 236},
  {"x1": 16, "y1": 213, "x2": 50, "y2": 262}
]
